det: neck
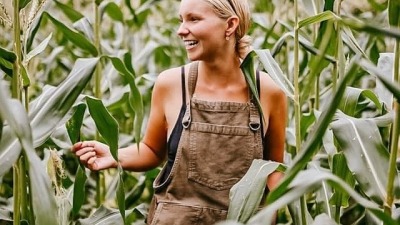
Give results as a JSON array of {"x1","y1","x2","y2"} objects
[{"x1": 197, "y1": 56, "x2": 244, "y2": 87}]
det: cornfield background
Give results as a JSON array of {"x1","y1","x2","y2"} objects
[{"x1": 0, "y1": 0, "x2": 400, "y2": 224}]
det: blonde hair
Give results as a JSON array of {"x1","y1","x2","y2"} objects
[{"x1": 205, "y1": 0, "x2": 253, "y2": 58}]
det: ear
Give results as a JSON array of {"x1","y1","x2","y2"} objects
[{"x1": 225, "y1": 16, "x2": 239, "y2": 37}]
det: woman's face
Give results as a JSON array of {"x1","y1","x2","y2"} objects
[{"x1": 177, "y1": 0, "x2": 229, "y2": 61}]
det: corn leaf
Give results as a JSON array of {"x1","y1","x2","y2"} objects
[
  {"x1": 342, "y1": 17, "x2": 400, "y2": 39},
  {"x1": 78, "y1": 205, "x2": 141, "y2": 225},
  {"x1": 25, "y1": 32, "x2": 53, "y2": 63},
  {"x1": 227, "y1": 159, "x2": 285, "y2": 223},
  {"x1": 241, "y1": 51, "x2": 263, "y2": 117},
  {"x1": 66, "y1": 103, "x2": 87, "y2": 144},
  {"x1": 249, "y1": 169, "x2": 397, "y2": 225},
  {"x1": 0, "y1": 58, "x2": 98, "y2": 176},
  {"x1": 330, "y1": 152, "x2": 355, "y2": 207},
  {"x1": 331, "y1": 114, "x2": 399, "y2": 204},
  {"x1": 86, "y1": 97, "x2": 119, "y2": 161},
  {"x1": 254, "y1": 49, "x2": 295, "y2": 100},
  {"x1": 117, "y1": 166, "x2": 126, "y2": 224},
  {"x1": 19, "y1": 0, "x2": 31, "y2": 10},
  {"x1": 54, "y1": 0, "x2": 84, "y2": 22},
  {"x1": 339, "y1": 87, "x2": 382, "y2": 117},
  {"x1": 298, "y1": 11, "x2": 339, "y2": 29},
  {"x1": 267, "y1": 59, "x2": 359, "y2": 204},
  {"x1": 26, "y1": 12, "x2": 97, "y2": 55},
  {"x1": 0, "y1": 82, "x2": 59, "y2": 225},
  {"x1": 100, "y1": 1, "x2": 124, "y2": 22},
  {"x1": 388, "y1": 0, "x2": 400, "y2": 27},
  {"x1": 72, "y1": 165, "x2": 88, "y2": 216},
  {"x1": 360, "y1": 58, "x2": 400, "y2": 102},
  {"x1": 105, "y1": 56, "x2": 143, "y2": 145},
  {"x1": 301, "y1": 0, "x2": 325, "y2": 16}
]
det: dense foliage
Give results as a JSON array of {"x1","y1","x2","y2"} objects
[{"x1": 0, "y1": 0, "x2": 400, "y2": 224}]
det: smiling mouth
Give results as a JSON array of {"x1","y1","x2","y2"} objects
[{"x1": 184, "y1": 40, "x2": 199, "y2": 49}]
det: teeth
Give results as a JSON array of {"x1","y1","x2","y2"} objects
[{"x1": 184, "y1": 40, "x2": 198, "y2": 46}]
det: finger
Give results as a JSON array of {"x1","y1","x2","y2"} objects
[
  {"x1": 87, "y1": 156, "x2": 98, "y2": 170},
  {"x1": 71, "y1": 142, "x2": 83, "y2": 152},
  {"x1": 75, "y1": 147, "x2": 95, "y2": 157},
  {"x1": 79, "y1": 151, "x2": 96, "y2": 163}
]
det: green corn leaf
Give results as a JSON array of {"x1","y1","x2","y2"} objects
[
  {"x1": 249, "y1": 169, "x2": 397, "y2": 225},
  {"x1": 359, "y1": 59, "x2": 400, "y2": 102},
  {"x1": 0, "y1": 46, "x2": 16, "y2": 76},
  {"x1": 0, "y1": 57, "x2": 13, "y2": 77},
  {"x1": 78, "y1": 205, "x2": 140, "y2": 225},
  {"x1": 271, "y1": 32, "x2": 336, "y2": 63},
  {"x1": 66, "y1": 103, "x2": 87, "y2": 144},
  {"x1": 100, "y1": 1, "x2": 124, "y2": 22},
  {"x1": 54, "y1": 0, "x2": 84, "y2": 22},
  {"x1": 267, "y1": 59, "x2": 359, "y2": 204},
  {"x1": 0, "y1": 46, "x2": 16, "y2": 62},
  {"x1": 73, "y1": 17, "x2": 94, "y2": 42},
  {"x1": 308, "y1": 162, "x2": 334, "y2": 217},
  {"x1": 30, "y1": 58, "x2": 98, "y2": 147},
  {"x1": 339, "y1": 87, "x2": 382, "y2": 117},
  {"x1": 72, "y1": 165, "x2": 88, "y2": 216},
  {"x1": 0, "y1": 82, "x2": 59, "y2": 225},
  {"x1": 123, "y1": 52, "x2": 135, "y2": 76},
  {"x1": 26, "y1": 12, "x2": 97, "y2": 55},
  {"x1": 44, "y1": 12, "x2": 98, "y2": 55},
  {"x1": 86, "y1": 97, "x2": 119, "y2": 161},
  {"x1": 331, "y1": 114, "x2": 399, "y2": 204},
  {"x1": 301, "y1": 0, "x2": 325, "y2": 16},
  {"x1": 116, "y1": 166, "x2": 126, "y2": 224},
  {"x1": 342, "y1": 17, "x2": 400, "y2": 39},
  {"x1": 227, "y1": 159, "x2": 285, "y2": 223},
  {"x1": 298, "y1": 11, "x2": 339, "y2": 29},
  {"x1": 241, "y1": 51, "x2": 263, "y2": 118},
  {"x1": 388, "y1": 0, "x2": 400, "y2": 27},
  {"x1": 330, "y1": 152, "x2": 355, "y2": 207},
  {"x1": 20, "y1": 62, "x2": 30, "y2": 87},
  {"x1": 19, "y1": 0, "x2": 31, "y2": 10},
  {"x1": 254, "y1": 49, "x2": 294, "y2": 100},
  {"x1": 105, "y1": 56, "x2": 143, "y2": 145},
  {"x1": 25, "y1": 32, "x2": 53, "y2": 63},
  {"x1": 0, "y1": 58, "x2": 98, "y2": 177}
]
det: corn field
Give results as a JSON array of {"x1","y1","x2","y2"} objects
[{"x1": 0, "y1": 0, "x2": 400, "y2": 224}]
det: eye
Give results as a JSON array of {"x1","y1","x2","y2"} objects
[{"x1": 190, "y1": 17, "x2": 200, "y2": 22}]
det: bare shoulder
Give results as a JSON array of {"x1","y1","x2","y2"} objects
[
  {"x1": 154, "y1": 66, "x2": 182, "y2": 90},
  {"x1": 258, "y1": 71, "x2": 286, "y2": 99}
]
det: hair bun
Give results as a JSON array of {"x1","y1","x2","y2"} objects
[{"x1": 237, "y1": 35, "x2": 253, "y2": 59}]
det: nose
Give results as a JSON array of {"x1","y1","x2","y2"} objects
[{"x1": 177, "y1": 22, "x2": 189, "y2": 37}]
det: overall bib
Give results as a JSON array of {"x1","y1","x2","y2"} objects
[{"x1": 147, "y1": 62, "x2": 264, "y2": 225}]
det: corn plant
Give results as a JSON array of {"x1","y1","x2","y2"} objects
[{"x1": 1, "y1": 0, "x2": 400, "y2": 225}]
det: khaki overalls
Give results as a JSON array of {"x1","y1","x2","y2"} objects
[{"x1": 147, "y1": 62, "x2": 264, "y2": 225}]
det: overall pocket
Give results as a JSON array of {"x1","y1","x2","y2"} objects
[
  {"x1": 188, "y1": 122, "x2": 255, "y2": 190},
  {"x1": 150, "y1": 202, "x2": 202, "y2": 225}
]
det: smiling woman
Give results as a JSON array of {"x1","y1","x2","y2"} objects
[{"x1": 72, "y1": 0, "x2": 287, "y2": 224}]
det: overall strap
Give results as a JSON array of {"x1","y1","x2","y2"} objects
[
  {"x1": 248, "y1": 70, "x2": 261, "y2": 131},
  {"x1": 188, "y1": 61, "x2": 199, "y2": 98},
  {"x1": 256, "y1": 70, "x2": 264, "y2": 135},
  {"x1": 182, "y1": 62, "x2": 198, "y2": 128},
  {"x1": 181, "y1": 66, "x2": 186, "y2": 106}
]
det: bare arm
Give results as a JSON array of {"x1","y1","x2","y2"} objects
[
  {"x1": 260, "y1": 73, "x2": 287, "y2": 191},
  {"x1": 72, "y1": 69, "x2": 173, "y2": 171}
]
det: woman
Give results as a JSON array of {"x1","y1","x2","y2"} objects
[{"x1": 72, "y1": 0, "x2": 287, "y2": 224}]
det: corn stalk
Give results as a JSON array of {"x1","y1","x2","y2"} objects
[{"x1": 385, "y1": 0, "x2": 400, "y2": 215}]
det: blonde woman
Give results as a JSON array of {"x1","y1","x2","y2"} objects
[{"x1": 72, "y1": 0, "x2": 287, "y2": 224}]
